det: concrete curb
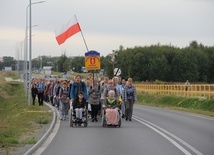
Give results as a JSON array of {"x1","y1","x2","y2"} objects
[{"x1": 24, "y1": 102, "x2": 57, "y2": 155}]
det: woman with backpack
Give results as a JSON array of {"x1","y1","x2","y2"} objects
[
  {"x1": 88, "y1": 78, "x2": 101, "y2": 122},
  {"x1": 59, "y1": 81, "x2": 70, "y2": 120}
]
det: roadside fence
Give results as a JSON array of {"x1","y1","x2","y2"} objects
[{"x1": 135, "y1": 84, "x2": 214, "y2": 100}]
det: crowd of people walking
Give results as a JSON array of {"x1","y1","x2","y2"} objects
[{"x1": 30, "y1": 74, "x2": 138, "y2": 123}]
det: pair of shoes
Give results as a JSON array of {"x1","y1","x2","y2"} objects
[
  {"x1": 129, "y1": 118, "x2": 132, "y2": 121},
  {"x1": 92, "y1": 118, "x2": 94, "y2": 122},
  {"x1": 126, "y1": 117, "x2": 128, "y2": 121},
  {"x1": 95, "y1": 118, "x2": 98, "y2": 122},
  {"x1": 122, "y1": 114, "x2": 125, "y2": 118}
]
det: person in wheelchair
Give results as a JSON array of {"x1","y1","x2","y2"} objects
[
  {"x1": 103, "y1": 90, "x2": 120, "y2": 125},
  {"x1": 72, "y1": 91, "x2": 87, "y2": 125}
]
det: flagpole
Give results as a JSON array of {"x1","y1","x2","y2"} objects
[
  {"x1": 74, "y1": 15, "x2": 89, "y2": 52},
  {"x1": 74, "y1": 15, "x2": 95, "y2": 85}
]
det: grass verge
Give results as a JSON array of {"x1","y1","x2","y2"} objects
[
  {"x1": 0, "y1": 72, "x2": 52, "y2": 154},
  {"x1": 137, "y1": 92, "x2": 214, "y2": 117}
]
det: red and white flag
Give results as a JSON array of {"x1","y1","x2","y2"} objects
[{"x1": 55, "y1": 17, "x2": 81, "y2": 45}]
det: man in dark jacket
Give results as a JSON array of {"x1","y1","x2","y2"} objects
[
  {"x1": 37, "y1": 79, "x2": 45, "y2": 106},
  {"x1": 31, "y1": 83, "x2": 38, "y2": 105}
]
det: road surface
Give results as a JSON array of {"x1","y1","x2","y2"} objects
[{"x1": 35, "y1": 104, "x2": 214, "y2": 155}]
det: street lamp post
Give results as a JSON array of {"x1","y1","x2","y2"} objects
[
  {"x1": 24, "y1": 25, "x2": 37, "y2": 98},
  {"x1": 28, "y1": 0, "x2": 46, "y2": 106},
  {"x1": 25, "y1": 2, "x2": 40, "y2": 78},
  {"x1": 15, "y1": 42, "x2": 20, "y2": 77},
  {"x1": 16, "y1": 41, "x2": 24, "y2": 77},
  {"x1": 28, "y1": 0, "x2": 32, "y2": 106}
]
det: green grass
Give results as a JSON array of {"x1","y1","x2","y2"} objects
[
  {"x1": 36, "y1": 116, "x2": 50, "y2": 124},
  {"x1": 0, "y1": 72, "x2": 52, "y2": 154},
  {"x1": 4, "y1": 138, "x2": 19, "y2": 144},
  {"x1": 4, "y1": 72, "x2": 17, "y2": 78},
  {"x1": 137, "y1": 92, "x2": 214, "y2": 117},
  {"x1": 21, "y1": 137, "x2": 37, "y2": 144}
]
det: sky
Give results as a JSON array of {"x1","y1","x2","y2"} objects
[{"x1": 0, "y1": 0, "x2": 214, "y2": 59}]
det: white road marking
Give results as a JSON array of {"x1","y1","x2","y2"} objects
[
  {"x1": 133, "y1": 115, "x2": 204, "y2": 155},
  {"x1": 32, "y1": 109, "x2": 61, "y2": 155}
]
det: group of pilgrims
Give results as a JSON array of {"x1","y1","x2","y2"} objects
[{"x1": 31, "y1": 74, "x2": 137, "y2": 123}]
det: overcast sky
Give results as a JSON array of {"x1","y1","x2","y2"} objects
[{"x1": 0, "y1": 0, "x2": 214, "y2": 59}]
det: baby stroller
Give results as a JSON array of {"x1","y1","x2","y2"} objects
[
  {"x1": 69, "y1": 103, "x2": 88, "y2": 127},
  {"x1": 102, "y1": 105, "x2": 122, "y2": 127}
]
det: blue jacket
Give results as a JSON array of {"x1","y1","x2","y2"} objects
[
  {"x1": 37, "y1": 82, "x2": 45, "y2": 93},
  {"x1": 70, "y1": 82, "x2": 87, "y2": 100}
]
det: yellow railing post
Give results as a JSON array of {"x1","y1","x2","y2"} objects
[
  {"x1": 136, "y1": 84, "x2": 213, "y2": 100},
  {"x1": 208, "y1": 85, "x2": 210, "y2": 99}
]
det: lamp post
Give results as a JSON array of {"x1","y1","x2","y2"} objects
[
  {"x1": 16, "y1": 41, "x2": 24, "y2": 77},
  {"x1": 24, "y1": 25, "x2": 37, "y2": 97},
  {"x1": 28, "y1": 0, "x2": 46, "y2": 106},
  {"x1": 25, "y1": 0, "x2": 45, "y2": 72},
  {"x1": 15, "y1": 42, "x2": 20, "y2": 77}
]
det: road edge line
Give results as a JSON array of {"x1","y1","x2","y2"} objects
[{"x1": 24, "y1": 102, "x2": 57, "y2": 155}]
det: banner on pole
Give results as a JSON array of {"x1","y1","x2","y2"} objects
[
  {"x1": 85, "y1": 50, "x2": 100, "y2": 70},
  {"x1": 55, "y1": 17, "x2": 81, "y2": 45}
]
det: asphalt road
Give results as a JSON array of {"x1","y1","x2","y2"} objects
[{"x1": 37, "y1": 104, "x2": 214, "y2": 155}]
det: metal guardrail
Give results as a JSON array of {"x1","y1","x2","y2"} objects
[{"x1": 135, "y1": 84, "x2": 214, "y2": 100}]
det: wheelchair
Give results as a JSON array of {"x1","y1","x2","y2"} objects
[
  {"x1": 102, "y1": 105, "x2": 122, "y2": 128},
  {"x1": 69, "y1": 105, "x2": 88, "y2": 127}
]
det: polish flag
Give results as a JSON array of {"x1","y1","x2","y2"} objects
[{"x1": 55, "y1": 18, "x2": 81, "y2": 45}]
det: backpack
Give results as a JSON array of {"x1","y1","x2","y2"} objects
[
  {"x1": 90, "y1": 85, "x2": 101, "y2": 98},
  {"x1": 61, "y1": 87, "x2": 70, "y2": 103}
]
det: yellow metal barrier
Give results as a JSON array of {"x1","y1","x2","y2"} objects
[{"x1": 135, "y1": 84, "x2": 214, "y2": 100}]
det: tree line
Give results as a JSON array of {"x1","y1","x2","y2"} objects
[
  {"x1": 115, "y1": 41, "x2": 214, "y2": 83},
  {"x1": 1, "y1": 41, "x2": 213, "y2": 83}
]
